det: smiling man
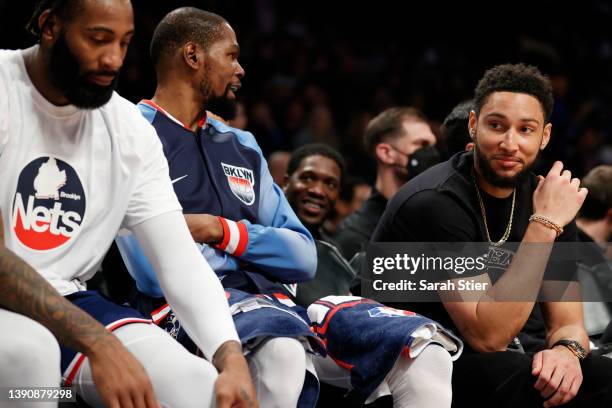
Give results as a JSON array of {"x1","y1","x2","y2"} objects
[
  {"x1": 0, "y1": 1, "x2": 255, "y2": 407},
  {"x1": 281, "y1": 144, "x2": 464, "y2": 408},
  {"x1": 373, "y1": 64, "x2": 612, "y2": 407},
  {"x1": 284, "y1": 143, "x2": 345, "y2": 241}
]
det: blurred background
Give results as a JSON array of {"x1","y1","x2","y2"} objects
[{"x1": 2, "y1": 0, "x2": 611, "y2": 181}]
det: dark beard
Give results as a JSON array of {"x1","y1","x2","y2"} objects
[
  {"x1": 206, "y1": 96, "x2": 237, "y2": 121},
  {"x1": 474, "y1": 141, "x2": 534, "y2": 188},
  {"x1": 199, "y1": 65, "x2": 235, "y2": 120},
  {"x1": 48, "y1": 33, "x2": 118, "y2": 109}
]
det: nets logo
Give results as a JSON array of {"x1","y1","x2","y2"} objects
[
  {"x1": 11, "y1": 157, "x2": 86, "y2": 251},
  {"x1": 368, "y1": 306, "x2": 415, "y2": 318},
  {"x1": 221, "y1": 162, "x2": 256, "y2": 205}
]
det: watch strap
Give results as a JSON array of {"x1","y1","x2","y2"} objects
[{"x1": 552, "y1": 339, "x2": 587, "y2": 360}]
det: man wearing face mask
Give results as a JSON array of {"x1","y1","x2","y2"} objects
[{"x1": 335, "y1": 107, "x2": 438, "y2": 261}]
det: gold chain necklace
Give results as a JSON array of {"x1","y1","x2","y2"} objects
[{"x1": 471, "y1": 170, "x2": 515, "y2": 246}]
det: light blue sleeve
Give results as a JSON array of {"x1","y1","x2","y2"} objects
[
  {"x1": 115, "y1": 232, "x2": 240, "y2": 297},
  {"x1": 115, "y1": 232, "x2": 164, "y2": 297},
  {"x1": 228, "y1": 126, "x2": 317, "y2": 283}
]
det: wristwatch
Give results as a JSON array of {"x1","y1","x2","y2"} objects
[{"x1": 552, "y1": 339, "x2": 587, "y2": 360}]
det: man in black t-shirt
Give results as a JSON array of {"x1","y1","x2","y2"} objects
[{"x1": 373, "y1": 64, "x2": 612, "y2": 407}]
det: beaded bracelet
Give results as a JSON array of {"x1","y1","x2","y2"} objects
[{"x1": 529, "y1": 214, "x2": 563, "y2": 237}]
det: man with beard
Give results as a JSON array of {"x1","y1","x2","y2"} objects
[
  {"x1": 335, "y1": 107, "x2": 437, "y2": 261},
  {"x1": 282, "y1": 143, "x2": 352, "y2": 305},
  {"x1": 0, "y1": 1, "x2": 255, "y2": 407},
  {"x1": 117, "y1": 8, "x2": 463, "y2": 408},
  {"x1": 373, "y1": 63, "x2": 612, "y2": 407},
  {"x1": 116, "y1": 8, "x2": 321, "y2": 408},
  {"x1": 284, "y1": 143, "x2": 346, "y2": 242}
]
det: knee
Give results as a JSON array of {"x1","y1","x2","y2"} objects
[
  {"x1": 249, "y1": 337, "x2": 307, "y2": 408},
  {"x1": 261, "y1": 337, "x2": 306, "y2": 368},
  {"x1": 391, "y1": 345, "x2": 453, "y2": 391},
  {"x1": 0, "y1": 319, "x2": 60, "y2": 384},
  {"x1": 253, "y1": 337, "x2": 307, "y2": 384},
  {"x1": 9, "y1": 323, "x2": 59, "y2": 364},
  {"x1": 161, "y1": 353, "x2": 217, "y2": 389},
  {"x1": 185, "y1": 358, "x2": 218, "y2": 389},
  {"x1": 157, "y1": 356, "x2": 218, "y2": 407},
  {"x1": 384, "y1": 346, "x2": 454, "y2": 408},
  {"x1": 417, "y1": 344, "x2": 453, "y2": 379}
]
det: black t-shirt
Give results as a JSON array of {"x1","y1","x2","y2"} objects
[
  {"x1": 335, "y1": 188, "x2": 388, "y2": 260},
  {"x1": 372, "y1": 151, "x2": 578, "y2": 353}
]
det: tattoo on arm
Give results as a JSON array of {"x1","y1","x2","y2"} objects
[
  {"x1": 212, "y1": 340, "x2": 243, "y2": 371},
  {"x1": 240, "y1": 388, "x2": 254, "y2": 408},
  {"x1": 0, "y1": 210, "x2": 110, "y2": 353}
]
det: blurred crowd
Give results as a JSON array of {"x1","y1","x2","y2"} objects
[{"x1": 3, "y1": 0, "x2": 611, "y2": 184}]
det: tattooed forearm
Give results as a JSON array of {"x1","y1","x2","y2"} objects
[
  {"x1": 0, "y1": 246, "x2": 112, "y2": 354},
  {"x1": 212, "y1": 340, "x2": 243, "y2": 371}
]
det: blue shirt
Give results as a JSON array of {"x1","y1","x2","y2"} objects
[{"x1": 117, "y1": 101, "x2": 316, "y2": 297}]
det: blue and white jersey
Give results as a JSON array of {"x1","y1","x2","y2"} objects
[{"x1": 117, "y1": 100, "x2": 316, "y2": 297}]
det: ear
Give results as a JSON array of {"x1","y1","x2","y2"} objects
[
  {"x1": 281, "y1": 174, "x2": 290, "y2": 190},
  {"x1": 39, "y1": 9, "x2": 61, "y2": 43},
  {"x1": 182, "y1": 42, "x2": 202, "y2": 70},
  {"x1": 375, "y1": 143, "x2": 395, "y2": 165},
  {"x1": 540, "y1": 123, "x2": 552, "y2": 150},
  {"x1": 468, "y1": 110, "x2": 477, "y2": 140}
]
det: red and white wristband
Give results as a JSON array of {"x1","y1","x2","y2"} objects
[{"x1": 214, "y1": 216, "x2": 249, "y2": 257}]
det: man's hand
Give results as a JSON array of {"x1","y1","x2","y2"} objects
[
  {"x1": 1, "y1": 209, "x2": 159, "y2": 407},
  {"x1": 532, "y1": 346, "x2": 583, "y2": 407},
  {"x1": 213, "y1": 341, "x2": 258, "y2": 408},
  {"x1": 184, "y1": 214, "x2": 224, "y2": 244},
  {"x1": 533, "y1": 161, "x2": 588, "y2": 227},
  {"x1": 88, "y1": 334, "x2": 160, "y2": 408}
]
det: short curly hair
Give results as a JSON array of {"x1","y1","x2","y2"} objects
[
  {"x1": 287, "y1": 143, "x2": 346, "y2": 188},
  {"x1": 474, "y1": 63, "x2": 554, "y2": 122},
  {"x1": 26, "y1": 0, "x2": 84, "y2": 40},
  {"x1": 150, "y1": 7, "x2": 227, "y2": 70},
  {"x1": 363, "y1": 107, "x2": 428, "y2": 155}
]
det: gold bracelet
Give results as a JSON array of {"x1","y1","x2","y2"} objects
[{"x1": 529, "y1": 214, "x2": 563, "y2": 237}]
